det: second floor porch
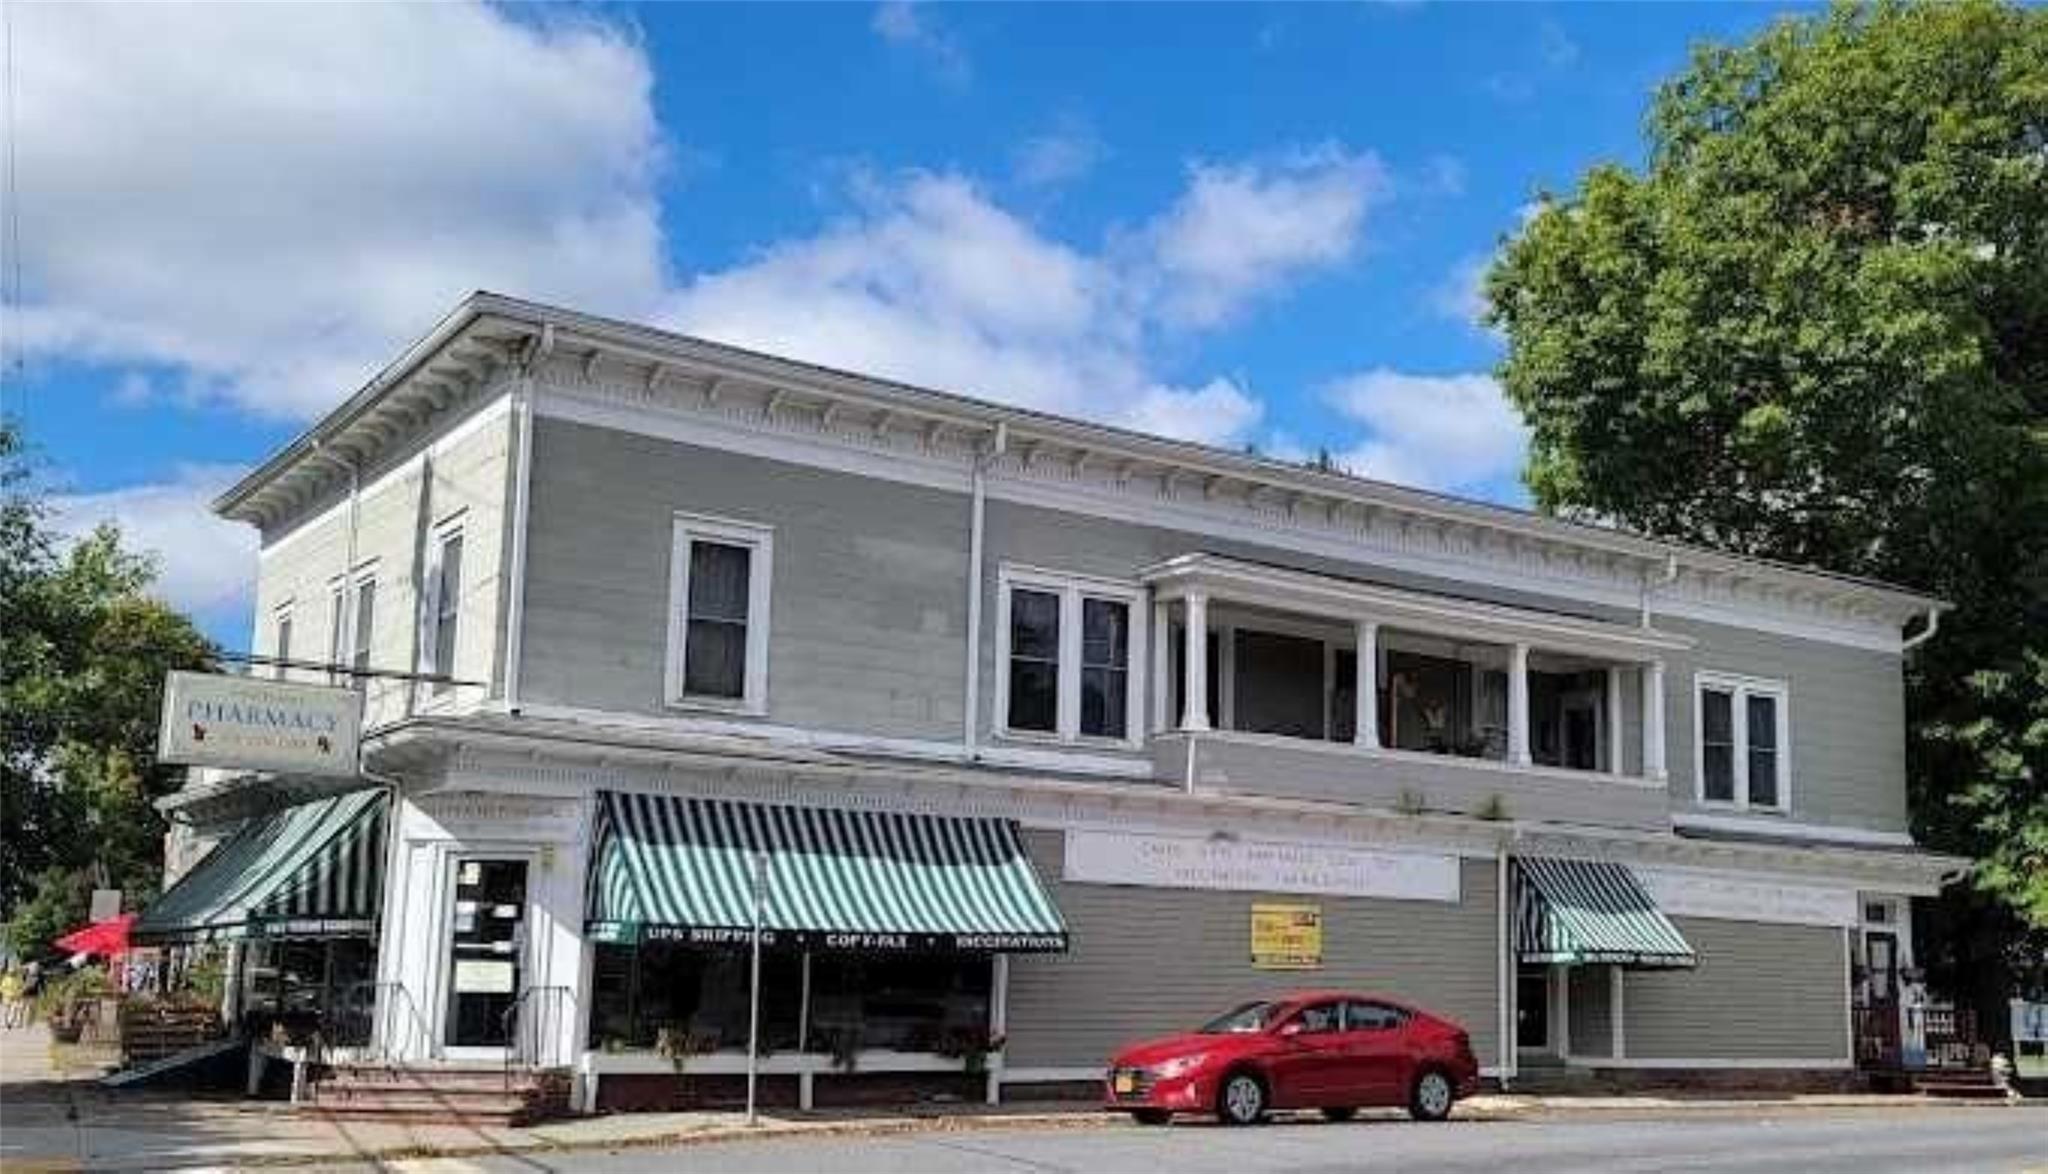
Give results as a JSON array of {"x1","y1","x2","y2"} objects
[{"x1": 1127, "y1": 554, "x2": 1693, "y2": 828}]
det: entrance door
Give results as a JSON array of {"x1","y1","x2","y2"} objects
[
  {"x1": 444, "y1": 858, "x2": 528, "y2": 1049},
  {"x1": 1865, "y1": 932, "x2": 1899, "y2": 1005},
  {"x1": 1516, "y1": 964, "x2": 1551, "y2": 1051}
]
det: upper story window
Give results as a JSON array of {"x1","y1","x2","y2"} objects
[
  {"x1": 422, "y1": 520, "x2": 464, "y2": 693},
  {"x1": 665, "y1": 513, "x2": 774, "y2": 714},
  {"x1": 327, "y1": 566, "x2": 376, "y2": 684},
  {"x1": 996, "y1": 566, "x2": 1145, "y2": 747},
  {"x1": 1695, "y1": 671, "x2": 1790, "y2": 812},
  {"x1": 273, "y1": 604, "x2": 294, "y2": 681},
  {"x1": 351, "y1": 580, "x2": 377, "y2": 673}
]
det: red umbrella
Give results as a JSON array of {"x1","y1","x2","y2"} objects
[{"x1": 54, "y1": 913, "x2": 135, "y2": 958}]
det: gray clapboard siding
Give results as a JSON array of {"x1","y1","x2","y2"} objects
[
  {"x1": 520, "y1": 419, "x2": 972, "y2": 740},
  {"x1": 250, "y1": 393, "x2": 512, "y2": 726},
  {"x1": 1659, "y1": 619, "x2": 1909, "y2": 834},
  {"x1": 1568, "y1": 966, "x2": 1613, "y2": 1059},
  {"x1": 1621, "y1": 917, "x2": 1850, "y2": 1061},
  {"x1": 1004, "y1": 830, "x2": 1500, "y2": 1068}
]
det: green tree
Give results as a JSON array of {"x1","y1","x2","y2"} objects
[
  {"x1": 1, "y1": 418, "x2": 216, "y2": 955},
  {"x1": 1487, "y1": 0, "x2": 2047, "y2": 1006}
]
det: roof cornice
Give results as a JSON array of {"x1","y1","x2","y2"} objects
[{"x1": 218, "y1": 291, "x2": 1946, "y2": 626}]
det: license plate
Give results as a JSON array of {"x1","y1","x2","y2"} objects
[{"x1": 1113, "y1": 1073, "x2": 1135, "y2": 1095}]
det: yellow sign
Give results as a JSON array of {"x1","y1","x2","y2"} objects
[{"x1": 1251, "y1": 903, "x2": 1323, "y2": 970}]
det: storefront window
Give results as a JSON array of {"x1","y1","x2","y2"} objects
[
  {"x1": 808, "y1": 952, "x2": 990, "y2": 1053},
  {"x1": 238, "y1": 938, "x2": 376, "y2": 1044},
  {"x1": 586, "y1": 944, "x2": 993, "y2": 1055},
  {"x1": 588, "y1": 943, "x2": 802, "y2": 1052}
]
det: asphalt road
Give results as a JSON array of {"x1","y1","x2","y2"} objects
[{"x1": 309, "y1": 1106, "x2": 2048, "y2": 1174}]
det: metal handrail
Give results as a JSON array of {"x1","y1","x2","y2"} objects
[{"x1": 501, "y1": 985, "x2": 575, "y2": 1086}]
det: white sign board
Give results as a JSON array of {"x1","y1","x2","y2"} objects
[
  {"x1": 157, "y1": 671, "x2": 363, "y2": 778},
  {"x1": 1064, "y1": 829, "x2": 1461, "y2": 904},
  {"x1": 414, "y1": 794, "x2": 583, "y2": 844},
  {"x1": 1634, "y1": 867, "x2": 1859, "y2": 928},
  {"x1": 452, "y1": 959, "x2": 516, "y2": 995}
]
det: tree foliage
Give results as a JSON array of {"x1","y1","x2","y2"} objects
[
  {"x1": 1, "y1": 418, "x2": 216, "y2": 954},
  {"x1": 1487, "y1": 1, "x2": 2046, "y2": 991}
]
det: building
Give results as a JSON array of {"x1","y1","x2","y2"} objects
[{"x1": 144, "y1": 292, "x2": 1961, "y2": 1111}]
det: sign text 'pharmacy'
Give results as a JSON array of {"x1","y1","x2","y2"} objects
[{"x1": 157, "y1": 671, "x2": 363, "y2": 779}]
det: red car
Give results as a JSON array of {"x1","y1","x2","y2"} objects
[{"x1": 1104, "y1": 991, "x2": 1480, "y2": 1126}]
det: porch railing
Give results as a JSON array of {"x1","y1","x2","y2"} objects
[
  {"x1": 1853, "y1": 1001, "x2": 1983, "y2": 1072},
  {"x1": 503, "y1": 984, "x2": 575, "y2": 1085}
]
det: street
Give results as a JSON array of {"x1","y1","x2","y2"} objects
[{"x1": 296, "y1": 1107, "x2": 2048, "y2": 1174}]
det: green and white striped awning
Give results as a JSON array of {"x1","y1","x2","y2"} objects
[
  {"x1": 1514, "y1": 856, "x2": 1696, "y2": 969},
  {"x1": 588, "y1": 791, "x2": 1069, "y2": 952},
  {"x1": 133, "y1": 788, "x2": 387, "y2": 944}
]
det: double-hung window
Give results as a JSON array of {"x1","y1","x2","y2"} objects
[
  {"x1": 328, "y1": 566, "x2": 376, "y2": 683},
  {"x1": 665, "y1": 513, "x2": 774, "y2": 714},
  {"x1": 422, "y1": 522, "x2": 464, "y2": 693},
  {"x1": 1695, "y1": 672, "x2": 1790, "y2": 812},
  {"x1": 273, "y1": 604, "x2": 294, "y2": 681},
  {"x1": 996, "y1": 567, "x2": 1145, "y2": 747}
]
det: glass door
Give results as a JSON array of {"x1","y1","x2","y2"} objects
[
  {"x1": 1516, "y1": 964, "x2": 1551, "y2": 1051},
  {"x1": 445, "y1": 858, "x2": 528, "y2": 1048}
]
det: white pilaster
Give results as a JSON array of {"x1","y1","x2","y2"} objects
[
  {"x1": 1355, "y1": 620, "x2": 1380, "y2": 748},
  {"x1": 1606, "y1": 666, "x2": 1625, "y2": 777},
  {"x1": 1180, "y1": 592, "x2": 1211, "y2": 732},
  {"x1": 1508, "y1": 643, "x2": 1531, "y2": 765},
  {"x1": 1610, "y1": 965, "x2": 1626, "y2": 1060},
  {"x1": 986, "y1": 954, "x2": 1009, "y2": 1106},
  {"x1": 1150, "y1": 599, "x2": 1170, "y2": 734},
  {"x1": 1643, "y1": 659, "x2": 1668, "y2": 781}
]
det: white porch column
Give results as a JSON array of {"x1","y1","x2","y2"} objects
[
  {"x1": 1642, "y1": 659, "x2": 1667, "y2": 781},
  {"x1": 1508, "y1": 642, "x2": 1531, "y2": 765},
  {"x1": 1355, "y1": 621, "x2": 1380, "y2": 748},
  {"x1": 1150, "y1": 599, "x2": 1170, "y2": 734},
  {"x1": 1610, "y1": 965, "x2": 1626, "y2": 1060},
  {"x1": 1606, "y1": 666, "x2": 1625, "y2": 777},
  {"x1": 1180, "y1": 592, "x2": 1211, "y2": 732}
]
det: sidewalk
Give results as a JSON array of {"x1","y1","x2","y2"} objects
[{"x1": 0, "y1": 1020, "x2": 2027, "y2": 1173}]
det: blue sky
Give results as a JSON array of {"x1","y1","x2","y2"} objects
[{"x1": 4, "y1": 1, "x2": 1806, "y2": 646}]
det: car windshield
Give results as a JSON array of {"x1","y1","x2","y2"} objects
[{"x1": 1198, "y1": 1001, "x2": 1280, "y2": 1034}]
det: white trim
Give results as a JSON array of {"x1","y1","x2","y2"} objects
[
  {"x1": 994, "y1": 1066, "x2": 1103, "y2": 1085},
  {"x1": 270, "y1": 600, "x2": 296, "y2": 681},
  {"x1": 1568, "y1": 1057, "x2": 1853, "y2": 1071},
  {"x1": 586, "y1": 1049, "x2": 978, "y2": 1077},
  {"x1": 1168, "y1": 726, "x2": 1668, "y2": 791},
  {"x1": 509, "y1": 701, "x2": 1149, "y2": 778},
  {"x1": 993, "y1": 564, "x2": 1146, "y2": 750},
  {"x1": 1145, "y1": 552, "x2": 1692, "y2": 663},
  {"x1": 664, "y1": 512, "x2": 775, "y2": 717},
  {"x1": 503, "y1": 379, "x2": 535, "y2": 712},
  {"x1": 1673, "y1": 811, "x2": 1915, "y2": 849},
  {"x1": 531, "y1": 389, "x2": 1915, "y2": 654},
  {"x1": 1692, "y1": 671, "x2": 1792, "y2": 813},
  {"x1": 419, "y1": 516, "x2": 468, "y2": 697},
  {"x1": 258, "y1": 392, "x2": 514, "y2": 560}
]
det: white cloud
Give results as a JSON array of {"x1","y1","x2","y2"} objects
[
  {"x1": 1324, "y1": 369, "x2": 1529, "y2": 498},
  {"x1": 872, "y1": 2, "x2": 971, "y2": 86},
  {"x1": 15, "y1": 5, "x2": 1406, "y2": 482},
  {"x1": 1144, "y1": 147, "x2": 1387, "y2": 328},
  {"x1": 1430, "y1": 254, "x2": 1493, "y2": 329},
  {"x1": 1538, "y1": 20, "x2": 1581, "y2": 68},
  {"x1": 1014, "y1": 124, "x2": 1105, "y2": 189},
  {"x1": 661, "y1": 170, "x2": 1266, "y2": 446},
  {"x1": 10, "y1": 2, "x2": 670, "y2": 420},
  {"x1": 50, "y1": 465, "x2": 258, "y2": 618}
]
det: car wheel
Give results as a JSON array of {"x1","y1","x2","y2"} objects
[
  {"x1": 1217, "y1": 1071, "x2": 1267, "y2": 1125},
  {"x1": 1129, "y1": 1109, "x2": 1172, "y2": 1126},
  {"x1": 1408, "y1": 1068, "x2": 1455, "y2": 1122},
  {"x1": 1320, "y1": 1107, "x2": 1358, "y2": 1122}
]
